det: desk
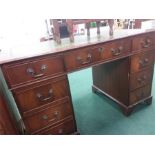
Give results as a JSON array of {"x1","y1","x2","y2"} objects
[
  {"x1": 0, "y1": 88, "x2": 18, "y2": 134},
  {"x1": 0, "y1": 28, "x2": 155, "y2": 134}
]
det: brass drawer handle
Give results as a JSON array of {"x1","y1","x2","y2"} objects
[
  {"x1": 42, "y1": 111, "x2": 59, "y2": 122},
  {"x1": 51, "y1": 111, "x2": 59, "y2": 121},
  {"x1": 42, "y1": 115, "x2": 48, "y2": 120},
  {"x1": 27, "y1": 64, "x2": 47, "y2": 78},
  {"x1": 111, "y1": 46, "x2": 123, "y2": 56},
  {"x1": 42, "y1": 115, "x2": 56, "y2": 122},
  {"x1": 141, "y1": 38, "x2": 151, "y2": 48},
  {"x1": 76, "y1": 53, "x2": 92, "y2": 65},
  {"x1": 139, "y1": 58, "x2": 149, "y2": 67},
  {"x1": 37, "y1": 89, "x2": 53, "y2": 102}
]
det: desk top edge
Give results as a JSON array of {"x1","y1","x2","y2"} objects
[{"x1": 0, "y1": 28, "x2": 155, "y2": 65}]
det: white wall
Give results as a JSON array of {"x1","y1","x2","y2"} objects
[
  {"x1": 1, "y1": 18, "x2": 155, "y2": 52},
  {"x1": 0, "y1": 18, "x2": 48, "y2": 50}
]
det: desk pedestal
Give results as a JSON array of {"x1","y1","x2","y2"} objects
[{"x1": 92, "y1": 57, "x2": 153, "y2": 116}]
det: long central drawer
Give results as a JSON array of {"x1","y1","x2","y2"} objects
[{"x1": 64, "y1": 38, "x2": 131, "y2": 72}]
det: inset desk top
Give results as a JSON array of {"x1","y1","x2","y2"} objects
[{"x1": 0, "y1": 28, "x2": 155, "y2": 65}]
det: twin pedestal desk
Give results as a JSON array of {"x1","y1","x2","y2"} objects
[{"x1": 0, "y1": 29, "x2": 155, "y2": 135}]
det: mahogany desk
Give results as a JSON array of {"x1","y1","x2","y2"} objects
[
  {"x1": 0, "y1": 88, "x2": 18, "y2": 134},
  {"x1": 0, "y1": 28, "x2": 155, "y2": 134}
]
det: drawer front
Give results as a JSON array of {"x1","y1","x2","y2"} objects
[
  {"x1": 64, "y1": 38, "x2": 131, "y2": 72},
  {"x1": 130, "y1": 84, "x2": 151, "y2": 105},
  {"x1": 2, "y1": 54, "x2": 65, "y2": 88},
  {"x1": 24, "y1": 100, "x2": 73, "y2": 133},
  {"x1": 130, "y1": 51, "x2": 154, "y2": 73},
  {"x1": 130, "y1": 67, "x2": 153, "y2": 91},
  {"x1": 100, "y1": 38, "x2": 131, "y2": 60},
  {"x1": 132, "y1": 33, "x2": 154, "y2": 52},
  {"x1": 13, "y1": 76, "x2": 70, "y2": 113},
  {"x1": 36, "y1": 117, "x2": 76, "y2": 135},
  {"x1": 64, "y1": 46, "x2": 102, "y2": 71}
]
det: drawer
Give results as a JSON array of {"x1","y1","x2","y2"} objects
[
  {"x1": 24, "y1": 100, "x2": 73, "y2": 133},
  {"x1": 64, "y1": 38, "x2": 131, "y2": 72},
  {"x1": 64, "y1": 46, "x2": 102, "y2": 71},
  {"x1": 130, "y1": 67, "x2": 154, "y2": 91},
  {"x1": 100, "y1": 38, "x2": 131, "y2": 60},
  {"x1": 2, "y1": 54, "x2": 65, "y2": 88},
  {"x1": 132, "y1": 33, "x2": 154, "y2": 52},
  {"x1": 129, "y1": 84, "x2": 152, "y2": 105},
  {"x1": 35, "y1": 117, "x2": 76, "y2": 135},
  {"x1": 13, "y1": 76, "x2": 70, "y2": 113},
  {"x1": 130, "y1": 50, "x2": 154, "y2": 73}
]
